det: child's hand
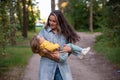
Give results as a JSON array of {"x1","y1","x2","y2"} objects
[{"x1": 62, "y1": 44, "x2": 71, "y2": 53}]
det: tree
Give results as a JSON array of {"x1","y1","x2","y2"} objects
[
  {"x1": 89, "y1": 0, "x2": 93, "y2": 32},
  {"x1": 103, "y1": 0, "x2": 120, "y2": 46},
  {"x1": 16, "y1": 0, "x2": 23, "y2": 32},
  {"x1": 22, "y1": 0, "x2": 28, "y2": 38},
  {"x1": 51, "y1": 0, "x2": 55, "y2": 11},
  {"x1": 64, "y1": 0, "x2": 89, "y2": 30},
  {"x1": 0, "y1": 1, "x2": 11, "y2": 55},
  {"x1": 64, "y1": 0, "x2": 107, "y2": 31},
  {"x1": 9, "y1": 0, "x2": 16, "y2": 45},
  {"x1": 27, "y1": 0, "x2": 38, "y2": 31}
]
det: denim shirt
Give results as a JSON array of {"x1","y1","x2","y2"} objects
[{"x1": 38, "y1": 27, "x2": 73, "y2": 80}]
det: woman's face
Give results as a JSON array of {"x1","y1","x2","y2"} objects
[{"x1": 49, "y1": 15, "x2": 58, "y2": 30}]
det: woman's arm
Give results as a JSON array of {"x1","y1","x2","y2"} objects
[
  {"x1": 62, "y1": 44, "x2": 72, "y2": 53},
  {"x1": 39, "y1": 45, "x2": 72, "y2": 62},
  {"x1": 39, "y1": 49, "x2": 60, "y2": 62}
]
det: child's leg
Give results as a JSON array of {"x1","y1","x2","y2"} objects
[
  {"x1": 67, "y1": 43, "x2": 83, "y2": 56},
  {"x1": 67, "y1": 43, "x2": 90, "y2": 56},
  {"x1": 59, "y1": 52, "x2": 69, "y2": 63},
  {"x1": 67, "y1": 43, "x2": 90, "y2": 59},
  {"x1": 67, "y1": 43, "x2": 83, "y2": 52}
]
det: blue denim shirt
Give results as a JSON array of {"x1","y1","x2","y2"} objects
[{"x1": 38, "y1": 27, "x2": 73, "y2": 80}]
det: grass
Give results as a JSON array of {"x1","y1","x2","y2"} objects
[
  {"x1": 0, "y1": 46, "x2": 32, "y2": 70},
  {"x1": 94, "y1": 35, "x2": 120, "y2": 68},
  {"x1": 0, "y1": 27, "x2": 42, "y2": 75}
]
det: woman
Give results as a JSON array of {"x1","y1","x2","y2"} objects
[{"x1": 38, "y1": 10, "x2": 80, "y2": 80}]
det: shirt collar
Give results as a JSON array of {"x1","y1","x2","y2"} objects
[
  {"x1": 46, "y1": 27, "x2": 52, "y2": 32},
  {"x1": 46, "y1": 26, "x2": 60, "y2": 34}
]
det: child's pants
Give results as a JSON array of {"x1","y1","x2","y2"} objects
[{"x1": 59, "y1": 43, "x2": 83, "y2": 62}]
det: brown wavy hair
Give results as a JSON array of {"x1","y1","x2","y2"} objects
[
  {"x1": 30, "y1": 35, "x2": 40, "y2": 53},
  {"x1": 45, "y1": 10, "x2": 80, "y2": 43}
]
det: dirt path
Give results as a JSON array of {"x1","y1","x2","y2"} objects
[{"x1": 22, "y1": 32, "x2": 120, "y2": 80}]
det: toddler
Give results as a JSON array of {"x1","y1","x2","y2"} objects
[{"x1": 30, "y1": 35, "x2": 90, "y2": 62}]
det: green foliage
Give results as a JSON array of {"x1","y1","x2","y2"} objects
[
  {"x1": 101, "y1": 0, "x2": 120, "y2": 47},
  {"x1": 93, "y1": 0, "x2": 120, "y2": 68},
  {"x1": 64, "y1": 0, "x2": 89, "y2": 30},
  {"x1": 28, "y1": 12, "x2": 36, "y2": 31},
  {"x1": 94, "y1": 35, "x2": 120, "y2": 67},
  {"x1": 64, "y1": 0, "x2": 106, "y2": 31},
  {"x1": 0, "y1": 46, "x2": 33, "y2": 75},
  {"x1": 27, "y1": 0, "x2": 40, "y2": 31},
  {"x1": 0, "y1": 0, "x2": 40, "y2": 70},
  {"x1": 0, "y1": 30, "x2": 38, "y2": 75},
  {"x1": 0, "y1": 2, "x2": 12, "y2": 55}
]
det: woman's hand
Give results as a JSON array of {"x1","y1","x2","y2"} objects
[
  {"x1": 62, "y1": 44, "x2": 71, "y2": 53},
  {"x1": 39, "y1": 49, "x2": 60, "y2": 62}
]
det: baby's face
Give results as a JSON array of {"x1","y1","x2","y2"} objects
[{"x1": 37, "y1": 35, "x2": 45, "y2": 44}]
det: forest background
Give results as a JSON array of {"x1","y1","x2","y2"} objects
[{"x1": 0, "y1": 0, "x2": 120, "y2": 76}]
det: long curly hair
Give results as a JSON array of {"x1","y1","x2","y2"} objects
[{"x1": 45, "y1": 10, "x2": 80, "y2": 43}]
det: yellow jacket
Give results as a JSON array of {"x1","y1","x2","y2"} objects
[{"x1": 40, "y1": 40, "x2": 60, "y2": 51}]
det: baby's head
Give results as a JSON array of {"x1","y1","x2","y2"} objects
[{"x1": 30, "y1": 34, "x2": 44, "y2": 53}]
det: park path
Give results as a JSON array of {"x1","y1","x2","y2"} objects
[{"x1": 22, "y1": 32, "x2": 120, "y2": 80}]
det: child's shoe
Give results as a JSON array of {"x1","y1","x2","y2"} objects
[
  {"x1": 78, "y1": 55, "x2": 84, "y2": 59},
  {"x1": 82, "y1": 47, "x2": 91, "y2": 55}
]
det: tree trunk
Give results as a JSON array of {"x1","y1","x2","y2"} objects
[
  {"x1": 58, "y1": 0, "x2": 64, "y2": 11},
  {"x1": 89, "y1": 0, "x2": 93, "y2": 32},
  {"x1": 10, "y1": 0, "x2": 16, "y2": 45},
  {"x1": 17, "y1": 0, "x2": 23, "y2": 32},
  {"x1": 22, "y1": 0, "x2": 28, "y2": 38},
  {"x1": 51, "y1": 0, "x2": 55, "y2": 11}
]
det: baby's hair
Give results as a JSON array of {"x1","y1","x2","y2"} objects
[{"x1": 30, "y1": 34, "x2": 40, "y2": 53}]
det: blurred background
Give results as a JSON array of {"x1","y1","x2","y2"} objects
[{"x1": 0, "y1": 0, "x2": 120, "y2": 79}]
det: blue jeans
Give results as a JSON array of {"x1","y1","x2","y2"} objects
[{"x1": 54, "y1": 67, "x2": 63, "y2": 80}]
